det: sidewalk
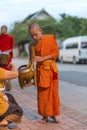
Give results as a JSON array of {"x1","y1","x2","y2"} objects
[{"x1": 8, "y1": 79, "x2": 87, "y2": 130}]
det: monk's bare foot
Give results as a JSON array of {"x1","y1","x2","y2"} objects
[
  {"x1": 0, "y1": 119, "x2": 8, "y2": 126},
  {"x1": 38, "y1": 116, "x2": 48, "y2": 124},
  {"x1": 50, "y1": 116, "x2": 60, "y2": 123}
]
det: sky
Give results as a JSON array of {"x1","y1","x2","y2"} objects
[{"x1": 0, "y1": 0, "x2": 87, "y2": 29}]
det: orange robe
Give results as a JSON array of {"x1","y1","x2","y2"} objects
[{"x1": 35, "y1": 35, "x2": 60, "y2": 116}]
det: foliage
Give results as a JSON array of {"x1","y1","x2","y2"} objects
[
  {"x1": 79, "y1": 18, "x2": 87, "y2": 35},
  {"x1": 57, "y1": 15, "x2": 81, "y2": 40},
  {"x1": 10, "y1": 14, "x2": 87, "y2": 45}
]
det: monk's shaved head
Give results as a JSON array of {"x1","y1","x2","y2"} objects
[
  {"x1": 28, "y1": 23, "x2": 43, "y2": 42},
  {"x1": 28, "y1": 23, "x2": 41, "y2": 31}
]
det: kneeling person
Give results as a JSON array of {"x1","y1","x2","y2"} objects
[{"x1": 0, "y1": 63, "x2": 23, "y2": 129}]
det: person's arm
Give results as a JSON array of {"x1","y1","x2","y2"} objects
[{"x1": 2, "y1": 63, "x2": 18, "y2": 80}]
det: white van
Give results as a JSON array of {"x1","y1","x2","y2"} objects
[{"x1": 59, "y1": 36, "x2": 87, "y2": 64}]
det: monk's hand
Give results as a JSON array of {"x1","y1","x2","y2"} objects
[{"x1": 34, "y1": 56, "x2": 45, "y2": 62}]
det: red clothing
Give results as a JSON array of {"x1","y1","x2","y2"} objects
[{"x1": 0, "y1": 34, "x2": 14, "y2": 70}]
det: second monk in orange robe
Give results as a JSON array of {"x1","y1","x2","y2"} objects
[{"x1": 28, "y1": 23, "x2": 60, "y2": 124}]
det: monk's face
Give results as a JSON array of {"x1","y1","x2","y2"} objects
[
  {"x1": 29, "y1": 26, "x2": 43, "y2": 42},
  {"x1": 1, "y1": 27, "x2": 7, "y2": 34}
]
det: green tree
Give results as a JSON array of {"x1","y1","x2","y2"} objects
[
  {"x1": 80, "y1": 18, "x2": 87, "y2": 35},
  {"x1": 57, "y1": 15, "x2": 81, "y2": 40}
]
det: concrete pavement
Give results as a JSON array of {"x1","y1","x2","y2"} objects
[
  {"x1": 60, "y1": 80, "x2": 87, "y2": 115},
  {"x1": 8, "y1": 79, "x2": 87, "y2": 130}
]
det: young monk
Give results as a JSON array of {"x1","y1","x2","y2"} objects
[
  {"x1": 28, "y1": 23, "x2": 60, "y2": 124},
  {"x1": 0, "y1": 63, "x2": 23, "y2": 129}
]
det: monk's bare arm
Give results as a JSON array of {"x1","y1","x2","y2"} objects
[
  {"x1": 3, "y1": 63, "x2": 18, "y2": 80},
  {"x1": 43, "y1": 55, "x2": 53, "y2": 60},
  {"x1": 34, "y1": 55, "x2": 53, "y2": 62}
]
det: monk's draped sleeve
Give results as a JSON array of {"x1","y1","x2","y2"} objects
[{"x1": 49, "y1": 35, "x2": 59, "y2": 59}]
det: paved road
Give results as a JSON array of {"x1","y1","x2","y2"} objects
[
  {"x1": 58, "y1": 62, "x2": 87, "y2": 87},
  {"x1": 59, "y1": 71, "x2": 87, "y2": 87},
  {"x1": 58, "y1": 62, "x2": 87, "y2": 73}
]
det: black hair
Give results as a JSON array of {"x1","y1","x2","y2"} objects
[{"x1": 1, "y1": 25, "x2": 8, "y2": 29}]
